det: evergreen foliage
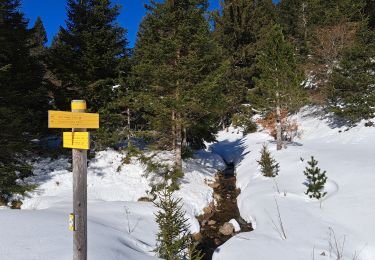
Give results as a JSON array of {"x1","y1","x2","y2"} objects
[
  {"x1": 257, "y1": 145, "x2": 279, "y2": 177},
  {"x1": 1, "y1": 0, "x2": 374, "y2": 201},
  {"x1": 153, "y1": 187, "x2": 191, "y2": 260},
  {"x1": 29, "y1": 16, "x2": 47, "y2": 58},
  {"x1": 132, "y1": 0, "x2": 224, "y2": 171},
  {"x1": 188, "y1": 240, "x2": 205, "y2": 260},
  {"x1": 329, "y1": 20, "x2": 375, "y2": 123},
  {"x1": 304, "y1": 156, "x2": 327, "y2": 199},
  {"x1": 213, "y1": 0, "x2": 276, "y2": 126},
  {"x1": 48, "y1": 0, "x2": 130, "y2": 148},
  {"x1": 48, "y1": 0, "x2": 129, "y2": 111},
  {"x1": 0, "y1": 0, "x2": 46, "y2": 201},
  {"x1": 277, "y1": 0, "x2": 309, "y2": 55},
  {"x1": 250, "y1": 24, "x2": 305, "y2": 113},
  {"x1": 278, "y1": 0, "x2": 368, "y2": 98},
  {"x1": 214, "y1": 0, "x2": 276, "y2": 88},
  {"x1": 231, "y1": 105, "x2": 258, "y2": 134},
  {"x1": 249, "y1": 24, "x2": 304, "y2": 149}
]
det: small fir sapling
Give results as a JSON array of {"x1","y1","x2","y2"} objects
[
  {"x1": 257, "y1": 145, "x2": 280, "y2": 177},
  {"x1": 304, "y1": 156, "x2": 327, "y2": 199},
  {"x1": 153, "y1": 186, "x2": 202, "y2": 260}
]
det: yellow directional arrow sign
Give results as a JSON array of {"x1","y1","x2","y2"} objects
[
  {"x1": 63, "y1": 132, "x2": 90, "y2": 150},
  {"x1": 48, "y1": 111, "x2": 99, "y2": 129}
]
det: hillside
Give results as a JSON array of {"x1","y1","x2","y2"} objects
[
  {"x1": 211, "y1": 107, "x2": 375, "y2": 260},
  {"x1": 0, "y1": 107, "x2": 374, "y2": 259}
]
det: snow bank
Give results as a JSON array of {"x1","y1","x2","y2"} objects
[
  {"x1": 23, "y1": 150, "x2": 151, "y2": 210},
  {"x1": 212, "y1": 107, "x2": 375, "y2": 260},
  {"x1": 0, "y1": 202, "x2": 158, "y2": 260},
  {"x1": 0, "y1": 147, "x2": 224, "y2": 259},
  {"x1": 177, "y1": 150, "x2": 225, "y2": 233}
]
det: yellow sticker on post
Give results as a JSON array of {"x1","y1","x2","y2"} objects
[
  {"x1": 69, "y1": 213, "x2": 75, "y2": 231},
  {"x1": 63, "y1": 132, "x2": 90, "y2": 150}
]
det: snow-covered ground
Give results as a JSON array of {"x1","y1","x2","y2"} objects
[
  {"x1": 0, "y1": 149, "x2": 224, "y2": 259},
  {"x1": 1, "y1": 106, "x2": 374, "y2": 260},
  {"x1": 211, "y1": 107, "x2": 375, "y2": 260}
]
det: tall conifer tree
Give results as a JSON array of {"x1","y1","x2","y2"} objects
[
  {"x1": 250, "y1": 24, "x2": 304, "y2": 150},
  {"x1": 0, "y1": 0, "x2": 46, "y2": 200},
  {"x1": 329, "y1": 17, "x2": 375, "y2": 123},
  {"x1": 213, "y1": 0, "x2": 276, "y2": 127},
  {"x1": 29, "y1": 16, "x2": 47, "y2": 58},
  {"x1": 48, "y1": 0, "x2": 129, "y2": 111},
  {"x1": 132, "y1": 0, "x2": 223, "y2": 173},
  {"x1": 277, "y1": 0, "x2": 310, "y2": 55}
]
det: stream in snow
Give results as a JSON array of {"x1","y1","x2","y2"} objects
[{"x1": 196, "y1": 161, "x2": 252, "y2": 260}]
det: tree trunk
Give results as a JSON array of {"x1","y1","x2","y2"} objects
[
  {"x1": 172, "y1": 110, "x2": 176, "y2": 151},
  {"x1": 127, "y1": 107, "x2": 131, "y2": 147},
  {"x1": 302, "y1": 2, "x2": 308, "y2": 40},
  {"x1": 175, "y1": 112, "x2": 182, "y2": 172},
  {"x1": 276, "y1": 91, "x2": 282, "y2": 150},
  {"x1": 174, "y1": 48, "x2": 182, "y2": 172},
  {"x1": 221, "y1": 116, "x2": 228, "y2": 131},
  {"x1": 182, "y1": 127, "x2": 187, "y2": 148}
]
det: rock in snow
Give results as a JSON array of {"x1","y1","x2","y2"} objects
[
  {"x1": 219, "y1": 222, "x2": 234, "y2": 236},
  {"x1": 229, "y1": 219, "x2": 241, "y2": 232}
]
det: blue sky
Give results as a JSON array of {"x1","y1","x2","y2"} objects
[{"x1": 21, "y1": 0, "x2": 221, "y2": 47}]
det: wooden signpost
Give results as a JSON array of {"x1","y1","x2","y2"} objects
[{"x1": 48, "y1": 100, "x2": 99, "y2": 260}]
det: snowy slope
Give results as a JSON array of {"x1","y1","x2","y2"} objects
[
  {"x1": 0, "y1": 149, "x2": 224, "y2": 259},
  {"x1": 211, "y1": 107, "x2": 375, "y2": 260},
  {"x1": 2, "y1": 106, "x2": 373, "y2": 260},
  {"x1": 0, "y1": 202, "x2": 158, "y2": 260}
]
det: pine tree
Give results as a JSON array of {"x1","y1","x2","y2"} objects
[
  {"x1": 307, "y1": 0, "x2": 365, "y2": 27},
  {"x1": 213, "y1": 0, "x2": 276, "y2": 126},
  {"x1": 328, "y1": 8, "x2": 375, "y2": 123},
  {"x1": 288, "y1": 0, "x2": 369, "y2": 98},
  {"x1": 48, "y1": 0, "x2": 129, "y2": 111},
  {"x1": 214, "y1": 0, "x2": 276, "y2": 84},
  {"x1": 94, "y1": 84, "x2": 137, "y2": 150},
  {"x1": 250, "y1": 24, "x2": 305, "y2": 150},
  {"x1": 132, "y1": 0, "x2": 223, "y2": 173},
  {"x1": 0, "y1": 0, "x2": 46, "y2": 201},
  {"x1": 330, "y1": 37, "x2": 375, "y2": 123},
  {"x1": 257, "y1": 145, "x2": 280, "y2": 177},
  {"x1": 304, "y1": 156, "x2": 327, "y2": 199},
  {"x1": 277, "y1": 0, "x2": 310, "y2": 55},
  {"x1": 29, "y1": 16, "x2": 47, "y2": 58},
  {"x1": 154, "y1": 187, "x2": 191, "y2": 260}
]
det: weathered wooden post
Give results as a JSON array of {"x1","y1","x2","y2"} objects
[
  {"x1": 48, "y1": 100, "x2": 99, "y2": 260},
  {"x1": 72, "y1": 100, "x2": 87, "y2": 260}
]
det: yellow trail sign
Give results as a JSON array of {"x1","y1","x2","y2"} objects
[
  {"x1": 63, "y1": 132, "x2": 90, "y2": 150},
  {"x1": 48, "y1": 111, "x2": 99, "y2": 129}
]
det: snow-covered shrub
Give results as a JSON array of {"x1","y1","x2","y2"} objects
[{"x1": 231, "y1": 105, "x2": 257, "y2": 134}]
